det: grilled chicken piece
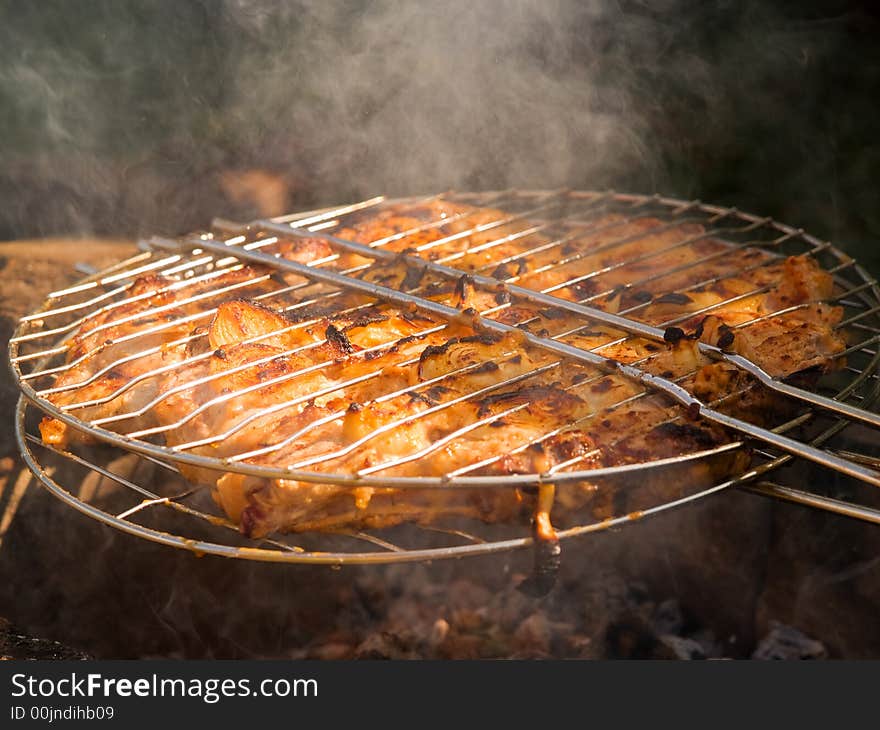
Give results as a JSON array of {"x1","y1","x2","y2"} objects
[
  {"x1": 208, "y1": 330, "x2": 743, "y2": 537},
  {"x1": 37, "y1": 198, "x2": 847, "y2": 542},
  {"x1": 158, "y1": 299, "x2": 439, "y2": 485},
  {"x1": 194, "y1": 262, "x2": 837, "y2": 539},
  {"x1": 38, "y1": 267, "x2": 281, "y2": 446}
]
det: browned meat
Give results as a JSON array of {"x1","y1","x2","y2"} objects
[
  {"x1": 37, "y1": 198, "x2": 846, "y2": 539},
  {"x1": 38, "y1": 267, "x2": 282, "y2": 445}
]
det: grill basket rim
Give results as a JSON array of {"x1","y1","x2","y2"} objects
[{"x1": 8, "y1": 189, "x2": 880, "y2": 563}]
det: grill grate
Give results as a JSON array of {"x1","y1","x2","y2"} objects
[{"x1": 9, "y1": 190, "x2": 880, "y2": 564}]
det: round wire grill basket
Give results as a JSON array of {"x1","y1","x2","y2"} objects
[{"x1": 9, "y1": 190, "x2": 880, "y2": 564}]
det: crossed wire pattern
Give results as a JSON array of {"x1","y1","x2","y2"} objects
[{"x1": 9, "y1": 191, "x2": 880, "y2": 563}]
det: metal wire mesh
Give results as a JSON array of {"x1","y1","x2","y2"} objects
[{"x1": 9, "y1": 190, "x2": 880, "y2": 563}]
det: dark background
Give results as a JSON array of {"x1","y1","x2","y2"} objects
[{"x1": 0, "y1": 0, "x2": 877, "y2": 268}]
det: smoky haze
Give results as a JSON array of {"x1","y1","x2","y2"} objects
[
  {"x1": 223, "y1": 0, "x2": 648, "y2": 197},
  {"x1": 0, "y1": 0, "x2": 877, "y2": 266}
]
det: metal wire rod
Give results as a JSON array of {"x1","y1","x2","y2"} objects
[
  {"x1": 10, "y1": 190, "x2": 880, "y2": 566},
  {"x1": 263, "y1": 220, "x2": 880, "y2": 432},
  {"x1": 179, "y1": 234, "x2": 880, "y2": 489},
  {"x1": 11, "y1": 191, "x2": 880, "y2": 499}
]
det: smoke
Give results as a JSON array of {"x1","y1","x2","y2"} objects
[
  {"x1": 0, "y1": 0, "x2": 875, "y2": 251},
  {"x1": 219, "y1": 0, "x2": 653, "y2": 198}
]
